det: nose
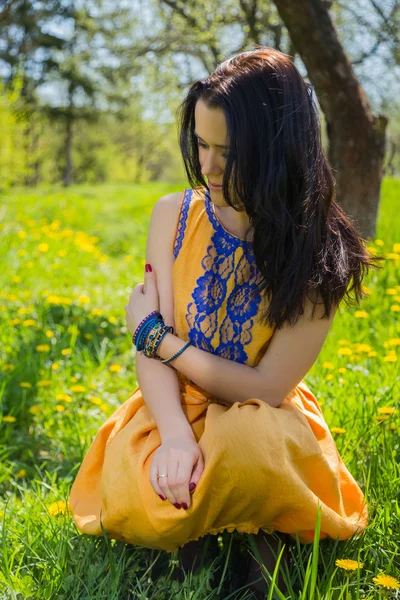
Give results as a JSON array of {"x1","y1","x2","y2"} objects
[{"x1": 201, "y1": 152, "x2": 223, "y2": 179}]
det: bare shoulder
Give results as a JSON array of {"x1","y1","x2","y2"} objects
[{"x1": 157, "y1": 191, "x2": 184, "y2": 216}]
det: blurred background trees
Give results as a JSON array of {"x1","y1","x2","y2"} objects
[{"x1": 1, "y1": 0, "x2": 399, "y2": 235}]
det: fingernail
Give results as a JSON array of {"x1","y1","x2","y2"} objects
[
  {"x1": 189, "y1": 482, "x2": 196, "y2": 491},
  {"x1": 158, "y1": 494, "x2": 166, "y2": 501},
  {"x1": 174, "y1": 503, "x2": 182, "y2": 509},
  {"x1": 145, "y1": 263, "x2": 152, "y2": 272},
  {"x1": 182, "y1": 503, "x2": 188, "y2": 510}
]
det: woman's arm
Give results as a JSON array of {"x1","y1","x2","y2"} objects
[
  {"x1": 155, "y1": 294, "x2": 337, "y2": 409},
  {"x1": 155, "y1": 333, "x2": 272, "y2": 407},
  {"x1": 135, "y1": 350, "x2": 195, "y2": 441},
  {"x1": 135, "y1": 192, "x2": 195, "y2": 441}
]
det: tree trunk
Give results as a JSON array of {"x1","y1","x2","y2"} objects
[
  {"x1": 274, "y1": 0, "x2": 388, "y2": 240},
  {"x1": 64, "y1": 114, "x2": 73, "y2": 187}
]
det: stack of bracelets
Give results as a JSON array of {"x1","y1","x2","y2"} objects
[{"x1": 132, "y1": 310, "x2": 191, "y2": 367}]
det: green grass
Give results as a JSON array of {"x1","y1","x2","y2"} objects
[{"x1": 0, "y1": 179, "x2": 399, "y2": 599}]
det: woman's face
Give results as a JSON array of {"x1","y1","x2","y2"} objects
[{"x1": 194, "y1": 99, "x2": 230, "y2": 206}]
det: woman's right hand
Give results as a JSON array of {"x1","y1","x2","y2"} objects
[{"x1": 150, "y1": 433, "x2": 204, "y2": 509}]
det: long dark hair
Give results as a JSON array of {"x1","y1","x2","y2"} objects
[{"x1": 176, "y1": 46, "x2": 385, "y2": 329}]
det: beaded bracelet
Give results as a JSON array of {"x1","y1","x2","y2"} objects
[{"x1": 132, "y1": 311, "x2": 192, "y2": 366}]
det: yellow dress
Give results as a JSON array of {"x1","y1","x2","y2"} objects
[{"x1": 68, "y1": 186, "x2": 369, "y2": 552}]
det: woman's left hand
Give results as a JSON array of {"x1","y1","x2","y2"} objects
[{"x1": 125, "y1": 264, "x2": 160, "y2": 336}]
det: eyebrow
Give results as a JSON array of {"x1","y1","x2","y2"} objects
[{"x1": 193, "y1": 130, "x2": 229, "y2": 149}]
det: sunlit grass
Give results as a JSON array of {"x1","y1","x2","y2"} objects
[{"x1": 0, "y1": 179, "x2": 399, "y2": 598}]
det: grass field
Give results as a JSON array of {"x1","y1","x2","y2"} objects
[{"x1": 0, "y1": 180, "x2": 399, "y2": 599}]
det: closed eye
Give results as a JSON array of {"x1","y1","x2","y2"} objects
[{"x1": 197, "y1": 141, "x2": 228, "y2": 159}]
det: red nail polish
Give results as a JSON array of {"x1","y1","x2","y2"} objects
[
  {"x1": 145, "y1": 263, "x2": 152, "y2": 272},
  {"x1": 158, "y1": 494, "x2": 166, "y2": 501},
  {"x1": 189, "y1": 482, "x2": 196, "y2": 491},
  {"x1": 182, "y1": 503, "x2": 188, "y2": 510},
  {"x1": 174, "y1": 503, "x2": 182, "y2": 509}
]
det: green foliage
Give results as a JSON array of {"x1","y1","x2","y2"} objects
[{"x1": 0, "y1": 76, "x2": 30, "y2": 189}]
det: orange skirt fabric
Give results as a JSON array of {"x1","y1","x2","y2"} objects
[{"x1": 68, "y1": 374, "x2": 369, "y2": 553}]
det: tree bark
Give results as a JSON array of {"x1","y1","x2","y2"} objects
[
  {"x1": 274, "y1": 0, "x2": 388, "y2": 240},
  {"x1": 63, "y1": 114, "x2": 73, "y2": 187}
]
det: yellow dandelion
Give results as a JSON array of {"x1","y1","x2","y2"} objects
[
  {"x1": 38, "y1": 243, "x2": 49, "y2": 252},
  {"x1": 375, "y1": 415, "x2": 390, "y2": 423},
  {"x1": 368, "y1": 351, "x2": 377, "y2": 357},
  {"x1": 323, "y1": 362, "x2": 335, "y2": 369},
  {"x1": 387, "y1": 252, "x2": 400, "y2": 260},
  {"x1": 45, "y1": 330, "x2": 54, "y2": 338},
  {"x1": 17, "y1": 230, "x2": 27, "y2": 239},
  {"x1": 378, "y1": 407, "x2": 397, "y2": 415},
  {"x1": 317, "y1": 399, "x2": 325, "y2": 407},
  {"x1": 353, "y1": 343, "x2": 372, "y2": 353},
  {"x1": 100, "y1": 403, "x2": 109, "y2": 412},
  {"x1": 390, "y1": 304, "x2": 400, "y2": 312},
  {"x1": 57, "y1": 249, "x2": 67, "y2": 257},
  {"x1": 55, "y1": 394, "x2": 72, "y2": 402},
  {"x1": 37, "y1": 380, "x2": 52, "y2": 387},
  {"x1": 361, "y1": 285, "x2": 372, "y2": 295},
  {"x1": 108, "y1": 316, "x2": 117, "y2": 324},
  {"x1": 335, "y1": 559, "x2": 363, "y2": 570},
  {"x1": 2, "y1": 415, "x2": 16, "y2": 423},
  {"x1": 61, "y1": 348, "x2": 72, "y2": 356},
  {"x1": 386, "y1": 288, "x2": 397, "y2": 295},
  {"x1": 331, "y1": 427, "x2": 346, "y2": 434},
  {"x1": 77, "y1": 295, "x2": 90, "y2": 304},
  {"x1": 395, "y1": 296, "x2": 400, "y2": 302},
  {"x1": 388, "y1": 424, "x2": 399, "y2": 432},
  {"x1": 48, "y1": 500, "x2": 70, "y2": 517},
  {"x1": 372, "y1": 574, "x2": 400, "y2": 590},
  {"x1": 36, "y1": 344, "x2": 50, "y2": 352},
  {"x1": 89, "y1": 383, "x2": 97, "y2": 389},
  {"x1": 16, "y1": 469, "x2": 26, "y2": 479},
  {"x1": 51, "y1": 363, "x2": 59, "y2": 371},
  {"x1": 339, "y1": 339, "x2": 350, "y2": 345},
  {"x1": 374, "y1": 239, "x2": 384, "y2": 245},
  {"x1": 55, "y1": 404, "x2": 65, "y2": 412},
  {"x1": 388, "y1": 338, "x2": 400, "y2": 346},
  {"x1": 393, "y1": 243, "x2": 400, "y2": 253},
  {"x1": 12, "y1": 275, "x2": 21, "y2": 283},
  {"x1": 326, "y1": 374, "x2": 334, "y2": 381},
  {"x1": 124, "y1": 255, "x2": 133, "y2": 262},
  {"x1": 46, "y1": 295, "x2": 61, "y2": 304},
  {"x1": 383, "y1": 355, "x2": 397, "y2": 362},
  {"x1": 354, "y1": 311, "x2": 369, "y2": 318},
  {"x1": 84, "y1": 333, "x2": 93, "y2": 340},
  {"x1": 70, "y1": 384, "x2": 86, "y2": 393},
  {"x1": 26, "y1": 261, "x2": 34, "y2": 268},
  {"x1": 338, "y1": 347, "x2": 352, "y2": 356},
  {"x1": 88, "y1": 396, "x2": 102, "y2": 405},
  {"x1": 20, "y1": 382, "x2": 32, "y2": 388},
  {"x1": 11, "y1": 318, "x2": 21, "y2": 325},
  {"x1": 337, "y1": 368, "x2": 347, "y2": 373},
  {"x1": 29, "y1": 405, "x2": 41, "y2": 414},
  {"x1": 90, "y1": 308, "x2": 104, "y2": 316},
  {"x1": 109, "y1": 364, "x2": 123, "y2": 373},
  {"x1": 24, "y1": 319, "x2": 37, "y2": 327}
]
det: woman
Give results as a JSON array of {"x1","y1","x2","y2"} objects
[{"x1": 69, "y1": 46, "x2": 384, "y2": 597}]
